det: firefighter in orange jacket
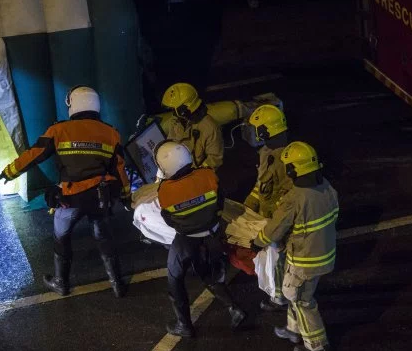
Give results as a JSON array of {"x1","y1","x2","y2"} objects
[
  {"x1": 155, "y1": 140, "x2": 246, "y2": 338},
  {"x1": 0, "y1": 86, "x2": 131, "y2": 298}
]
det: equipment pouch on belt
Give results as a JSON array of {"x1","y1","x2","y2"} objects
[
  {"x1": 44, "y1": 185, "x2": 64, "y2": 208},
  {"x1": 97, "y1": 181, "x2": 111, "y2": 210}
]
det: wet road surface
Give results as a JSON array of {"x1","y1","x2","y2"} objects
[
  {"x1": 1, "y1": 61, "x2": 412, "y2": 350},
  {"x1": 1, "y1": 225, "x2": 412, "y2": 351}
]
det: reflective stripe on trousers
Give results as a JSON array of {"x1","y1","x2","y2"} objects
[
  {"x1": 282, "y1": 266, "x2": 328, "y2": 351},
  {"x1": 274, "y1": 250, "x2": 286, "y2": 300}
]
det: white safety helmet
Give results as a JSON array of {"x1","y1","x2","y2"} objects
[
  {"x1": 154, "y1": 140, "x2": 192, "y2": 179},
  {"x1": 65, "y1": 85, "x2": 100, "y2": 118}
]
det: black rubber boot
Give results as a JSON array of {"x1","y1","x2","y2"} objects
[
  {"x1": 274, "y1": 326, "x2": 302, "y2": 344},
  {"x1": 43, "y1": 253, "x2": 71, "y2": 296},
  {"x1": 207, "y1": 283, "x2": 247, "y2": 330},
  {"x1": 166, "y1": 321, "x2": 195, "y2": 338},
  {"x1": 101, "y1": 255, "x2": 126, "y2": 298},
  {"x1": 167, "y1": 297, "x2": 195, "y2": 338},
  {"x1": 228, "y1": 305, "x2": 247, "y2": 330},
  {"x1": 260, "y1": 296, "x2": 288, "y2": 312}
]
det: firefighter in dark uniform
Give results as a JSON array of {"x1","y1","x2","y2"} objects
[
  {"x1": 244, "y1": 104, "x2": 293, "y2": 311},
  {"x1": 155, "y1": 140, "x2": 246, "y2": 337},
  {"x1": 251, "y1": 141, "x2": 338, "y2": 351},
  {"x1": 0, "y1": 86, "x2": 131, "y2": 298}
]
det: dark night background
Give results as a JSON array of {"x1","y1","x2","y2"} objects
[{"x1": 2, "y1": 1, "x2": 412, "y2": 351}]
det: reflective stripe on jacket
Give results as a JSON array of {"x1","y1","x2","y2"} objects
[
  {"x1": 254, "y1": 178, "x2": 339, "y2": 278},
  {"x1": 158, "y1": 168, "x2": 222, "y2": 236},
  {"x1": 167, "y1": 114, "x2": 224, "y2": 171},
  {"x1": 3, "y1": 116, "x2": 130, "y2": 197},
  {"x1": 246, "y1": 145, "x2": 293, "y2": 218}
]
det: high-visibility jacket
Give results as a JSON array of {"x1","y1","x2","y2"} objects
[
  {"x1": 158, "y1": 167, "x2": 223, "y2": 236},
  {"x1": 3, "y1": 114, "x2": 130, "y2": 197},
  {"x1": 168, "y1": 114, "x2": 224, "y2": 171},
  {"x1": 254, "y1": 178, "x2": 339, "y2": 278},
  {"x1": 245, "y1": 145, "x2": 293, "y2": 218}
]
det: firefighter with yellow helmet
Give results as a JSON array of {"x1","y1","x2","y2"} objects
[
  {"x1": 155, "y1": 140, "x2": 246, "y2": 337},
  {"x1": 161, "y1": 83, "x2": 224, "y2": 172},
  {"x1": 245, "y1": 104, "x2": 293, "y2": 311},
  {"x1": 251, "y1": 141, "x2": 338, "y2": 351}
]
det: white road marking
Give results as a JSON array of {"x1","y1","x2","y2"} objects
[
  {"x1": 2, "y1": 214, "x2": 412, "y2": 317},
  {"x1": 151, "y1": 289, "x2": 215, "y2": 351},
  {"x1": 345, "y1": 157, "x2": 412, "y2": 164},
  {"x1": 151, "y1": 267, "x2": 242, "y2": 351},
  {"x1": 0, "y1": 268, "x2": 167, "y2": 313},
  {"x1": 205, "y1": 73, "x2": 282, "y2": 92},
  {"x1": 151, "y1": 214, "x2": 412, "y2": 351},
  {"x1": 337, "y1": 214, "x2": 412, "y2": 240}
]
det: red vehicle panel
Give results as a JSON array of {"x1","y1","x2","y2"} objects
[{"x1": 360, "y1": 0, "x2": 412, "y2": 104}]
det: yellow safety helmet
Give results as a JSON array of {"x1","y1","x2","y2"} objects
[
  {"x1": 249, "y1": 104, "x2": 287, "y2": 141},
  {"x1": 281, "y1": 141, "x2": 322, "y2": 178},
  {"x1": 161, "y1": 83, "x2": 202, "y2": 119}
]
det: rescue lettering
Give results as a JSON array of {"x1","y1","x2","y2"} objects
[
  {"x1": 174, "y1": 195, "x2": 206, "y2": 211},
  {"x1": 395, "y1": 2, "x2": 401, "y2": 19},
  {"x1": 375, "y1": 0, "x2": 412, "y2": 31},
  {"x1": 72, "y1": 142, "x2": 102, "y2": 149}
]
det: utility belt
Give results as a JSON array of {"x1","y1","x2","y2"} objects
[
  {"x1": 186, "y1": 223, "x2": 220, "y2": 238},
  {"x1": 44, "y1": 185, "x2": 69, "y2": 209},
  {"x1": 45, "y1": 180, "x2": 120, "y2": 212}
]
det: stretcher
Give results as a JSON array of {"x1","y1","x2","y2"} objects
[{"x1": 132, "y1": 184, "x2": 267, "y2": 274}]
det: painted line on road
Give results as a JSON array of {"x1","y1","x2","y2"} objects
[
  {"x1": 2, "y1": 214, "x2": 412, "y2": 315},
  {"x1": 151, "y1": 289, "x2": 215, "y2": 351},
  {"x1": 151, "y1": 267, "x2": 238, "y2": 351},
  {"x1": 337, "y1": 214, "x2": 412, "y2": 240},
  {"x1": 151, "y1": 214, "x2": 412, "y2": 351},
  {"x1": 0, "y1": 268, "x2": 167, "y2": 314},
  {"x1": 205, "y1": 73, "x2": 282, "y2": 92}
]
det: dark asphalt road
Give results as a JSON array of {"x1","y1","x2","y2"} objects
[
  {"x1": 1, "y1": 225, "x2": 412, "y2": 351},
  {"x1": 1, "y1": 60, "x2": 412, "y2": 350}
]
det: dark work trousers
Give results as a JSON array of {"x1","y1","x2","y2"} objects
[
  {"x1": 167, "y1": 233, "x2": 226, "y2": 311},
  {"x1": 53, "y1": 207, "x2": 114, "y2": 259}
]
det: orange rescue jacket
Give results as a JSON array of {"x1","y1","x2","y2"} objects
[
  {"x1": 158, "y1": 167, "x2": 223, "y2": 235},
  {"x1": 3, "y1": 114, "x2": 130, "y2": 197}
]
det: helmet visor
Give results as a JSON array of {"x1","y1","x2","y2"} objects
[
  {"x1": 173, "y1": 105, "x2": 191, "y2": 119},
  {"x1": 65, "y1": 85, "x2": 84, "y2": 108},
  {"x1": 65, "y1": 91, "x2": 71, "y2": 107}
]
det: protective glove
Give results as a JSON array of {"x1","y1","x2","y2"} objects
[
  {"x1": 274, "y1": 240, "x2": 286, "y2": 253},
  {"x1": 249, "y1": 239, "x2": 264, "y2": 254},
  {"x1": 121, "y1": 194, "x2": 133, "y2": 212},
  {"x1": 0, "y1": 171, "x2": 12, "y2": 184},
  {"x1": 244, "y1": 195, "x2": 259, "y2": 213}
]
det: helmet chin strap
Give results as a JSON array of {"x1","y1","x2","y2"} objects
[
  {"x1": 285, "y1": 163, "x2": 297, "y2": 179},
  {"x1": 174, "y1": 104, "x2": 191, "y2": 119},
  {"x1": 265, "y1": 131, "x2": 288, "y2": 150},
  {"x1": 293, "y1": 170, "x2": 323, "y2": 188},
  {"x1": 256, "y1": 124, "x2": 270, "y2": 141}
]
